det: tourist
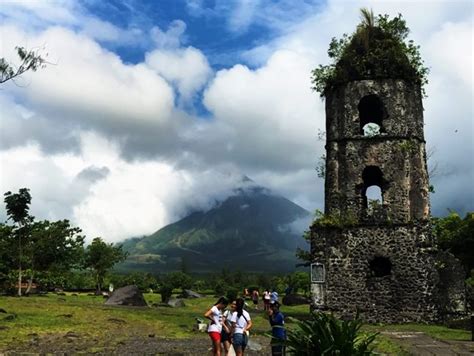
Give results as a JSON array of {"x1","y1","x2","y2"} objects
[
  {"x1": 251, "y1": 288, "x2": 259, "y2": 310},
  {"x1": 263, "y1": 289, "x2": 271, "y2": 311},
  {"x1": 230, "y1": 297, "x2": 252, "y2": 356},
  {"x1": 205, "y1": 296, "x2": 228, "y2": 356},
  {"x1": 270, "y1": 289, "x2": 279, "y2": 304},
  {"x1": 268, "y1": 301, "x2": 286, "y2": 356},
  {"x1": 222, "y1": 300, "x2": 236, "y2": 355}
]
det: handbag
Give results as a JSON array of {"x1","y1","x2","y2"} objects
[{"x1": 228, "y1": 344, "x2": 236, "y2": 356}]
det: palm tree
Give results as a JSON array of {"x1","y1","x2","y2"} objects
[{"x1": 358, "y1": 8, "x2": 375, "y2": 51}]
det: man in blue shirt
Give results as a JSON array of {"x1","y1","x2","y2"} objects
[
  {"x1": 270, "y1": 289, "x2": 279, "y2": 304},
  {"x1": 268, "y1": 301, "x2": 286, "y2": 356}
]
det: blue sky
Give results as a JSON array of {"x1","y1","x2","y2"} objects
[
  {"x1": 0, "y1": 0, "x2": 472, "y2": 242},
  {"x1": 77, "y1": 0, "x2": 324, "y2": 68}
]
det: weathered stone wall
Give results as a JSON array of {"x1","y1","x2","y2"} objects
[
  {"x1": 324, "y1": 79, "x2": 430, "y2": 223},
  {"x1": 435, "y1": 250, "x2": 467, "y2": 319},
  {"x1": 310, "y1": 78, "x2": 464, "y2": 323},
  {"x1": 311, "y1": 223, "x2": 439, "y2": 323},
  {"x1": 324, "y1": 138, "x2": 430, "y2": 223},
  {"x1": 325, "y1": 79, "x2": 424, "y2": 141}
]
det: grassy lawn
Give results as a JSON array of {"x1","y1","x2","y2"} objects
[{"x1": 0, "y1": 293, "x2": 470, "y2": 354}]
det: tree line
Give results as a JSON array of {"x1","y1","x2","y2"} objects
[
  {"x1": 0, "y1": 188, "x2": 127, "y2": 295},
  {"x1": 0, "y1": 188, "x2": 310, "y2": 301}
]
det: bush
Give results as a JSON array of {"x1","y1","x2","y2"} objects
[{"x1": 284, "y1": 312, "x2": 377, "y2": 355}]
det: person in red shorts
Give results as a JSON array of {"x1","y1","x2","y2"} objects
[{"x1": 205, "y1": 297, "x2": 228, "y2": 356}]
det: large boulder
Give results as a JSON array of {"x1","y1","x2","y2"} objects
[
  {"x1": 181, "y1": 289, "x2": 203, "y2": 299},
  {"x1": 104, "y1": 285, "x2": 148, "y2": 307},
  {"x1": 282, "y1": 294, "x2": 310, "y2": 306},
  {"x1": 167, "y1": 297, "x2": 186, "y2": 308}
]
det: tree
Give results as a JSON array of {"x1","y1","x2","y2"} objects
[
  {"x1": 4, "y1": 188, "x2": 33, "y2": 296},
  {"x1": 84, "y1": 237, "x2": 128, "y2": 294},
  {"x1": 285, "y1": 271, "x2": 310, "y2": 295},
  {"x1": 0, "y1": 46, "x2": 47, "y2": 84},
  {"x1": 24, "y1": 219, "x2": 85, "y2": 293},
  {"x1": 0, "y1": 223, "x2": 15, "y2": 291},
  {"x1": 433, "y1": 211, "x2": 474, "y2": 276},
  {"x1": 158, "y1": 271, "x2": 192, "y2": 303}
]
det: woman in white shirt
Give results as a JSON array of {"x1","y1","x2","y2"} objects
[
  {"x1": 205, "y1": 297, "x2": 228, "y2": 356},
  {"x1": 230, "y1": 298, "x2": 253, "y2": 356}
]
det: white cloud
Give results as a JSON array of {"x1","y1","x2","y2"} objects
[
  {"x1": 146, "y1": 46, "x2": 212, "y2": 103},
  {"x1": 227, "y1": 0, "x2": 260, "y2": 33},
  {"x1": 0, "y1": 25, "x2": 181, "y2": 157},
  {"x1": 202, "y1": 49, "x2": 324, "y2": 171},
  {"x1": 151, "y1": 20, "x2": 187, "y2": 49},
  {"x1": 1, "y1": 0, "x2": 472, "y2": 245},
  {"x1": 0, "y1": 0, "x2": 78, "y2": 29}
]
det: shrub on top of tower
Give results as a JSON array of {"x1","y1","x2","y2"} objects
[{"x1": 312, "y1": 8, "x2": 429, "y2": 97}]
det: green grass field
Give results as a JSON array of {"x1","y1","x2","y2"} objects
[{"x1": 0, "y1": 293, "x2": 470, "y2": 354}]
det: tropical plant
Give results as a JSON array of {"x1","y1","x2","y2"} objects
[
  {"x1": 312, "y1": 8, "x2": 429, "y2": 97},
  {"x1": 284, "y1": 312, "x2": 377, "y2": 355}
]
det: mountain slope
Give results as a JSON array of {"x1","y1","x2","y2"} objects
[{"x1": 120, "y1": 186, "x2": 311, "y2": 273}]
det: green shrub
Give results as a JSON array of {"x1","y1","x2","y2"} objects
[{"x1": 285, "y1": 312, "x2": 377, "y2": 355}]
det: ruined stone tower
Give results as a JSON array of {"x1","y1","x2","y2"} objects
[{"x1": 310, "y1": 79, "x2": 440, "y2": 323}]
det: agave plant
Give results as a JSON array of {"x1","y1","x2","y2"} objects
[{"x1": 284, "y1": 312, "x2": 377, "y2": 355}]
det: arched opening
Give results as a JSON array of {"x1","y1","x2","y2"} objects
[
  {"x1": 362, "y1": 166, "x2": 384, "y2": 209},
  {"x1": 366, "y1": 185, "x2": 382, "y2": 214},
  {"x1": 369, "y1": 256, "x2": 392, "y2": 277},
  {"x1": 362, "y1": 166, "x2": 385, "y2": 213},
  {"x1": 358, "y1": 94, "x2": 385, "y2": 135}
]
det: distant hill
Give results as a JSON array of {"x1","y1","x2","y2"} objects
[{"x1": 119, "y1": 183, "x2": 311, "y2": 273}]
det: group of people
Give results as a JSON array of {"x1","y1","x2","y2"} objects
[
  {"x1": 204, "y1": 293, "x2": 286, "y2": 356},
  {"x1": 247, "y1": 288, "x2": 280, "y2": 311}
]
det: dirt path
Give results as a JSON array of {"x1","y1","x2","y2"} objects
[
  {"x1": 383, "y1": 331, "x2": 474, "y2": 355},
  {"x1": 2, "y1": 330, "x2": 472, "y2": 355},
  {"x1": 0, "y1": 333, "x2": 271, "y2": 355}
]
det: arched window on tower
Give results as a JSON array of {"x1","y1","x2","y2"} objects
[
  {"x1": 358, "y1": 94, "x2": 386, "y2": 136},
  {"x1": 362, "y1": 166, "x2": 385, "y2": 215}
]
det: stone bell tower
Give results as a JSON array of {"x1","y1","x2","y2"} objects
[{"x1": 310, "y1": 79, "x2": 440, "y2": 323}]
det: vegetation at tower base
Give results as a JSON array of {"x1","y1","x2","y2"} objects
[
  {"x1": 283, "y1": 312, "x2": 378, "y2": 355},
  {"x1": 312, "y1": 9, "x2": 429, "y2": 97}
]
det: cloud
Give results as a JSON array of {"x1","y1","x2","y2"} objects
[
  {"x1": 145, "y1": 46, "x2": 212, "y2": 104},
  {"x1": 0, "y1": 25, "x2": 184, "y2": 158},
  {"x1": 150, "y1": 20, "x2": 187, "y2": 49},
  {"x1": 1, "y1": 0, "x2": 472, "y2": 244},
  {"x1": 76, "y1": 166, "x2": 110, "y2": 183},
  {"x1": 201, "y1": 49, "x2": 324, "y2": 172}
]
